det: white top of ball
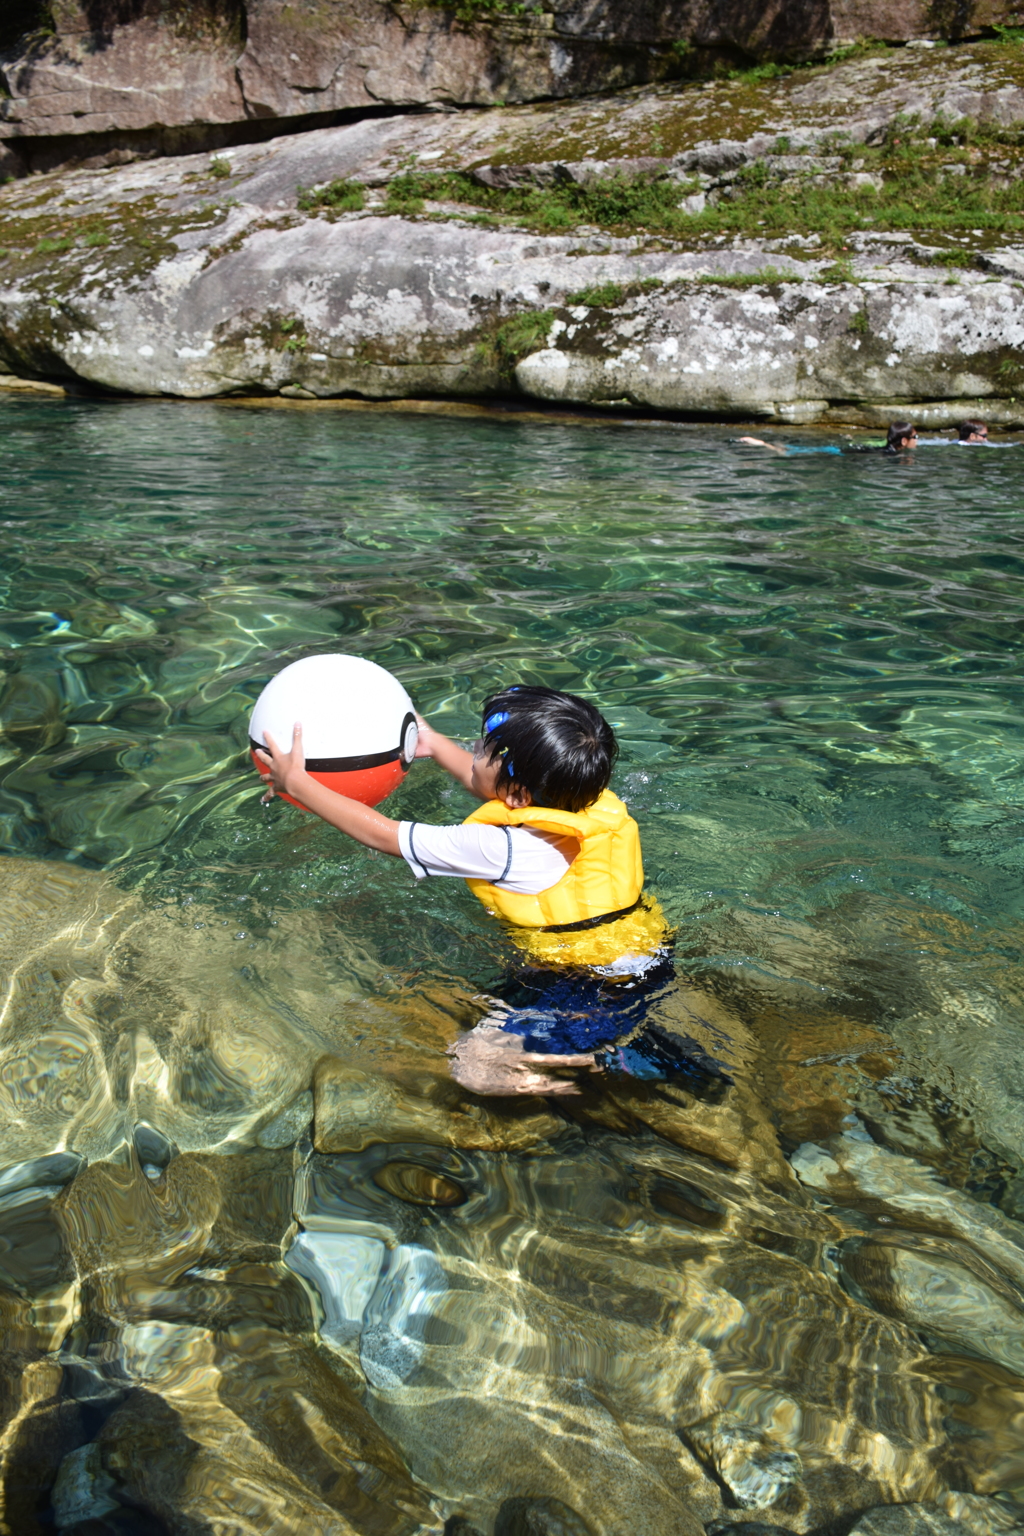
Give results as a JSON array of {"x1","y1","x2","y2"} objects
[{"x1": 249, "y1": 654, "x2": 415, "y2": 761}]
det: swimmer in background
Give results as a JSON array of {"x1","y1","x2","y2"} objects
[
  {"x1": 909, "y1": 419, "x2": 1016, "y2": 446},
  {"x1": 255, "y1": 686, "x2": 728, "y2": 1098},
  {"x1": 881, "y1": 421, "x2": 918, "y2": 453},
  {"x1": 915, "y1": 418, "x2": 989, "y2": 446},
  {"x1": 738, "y1": 421, "x2": 918, "y2": 454}
]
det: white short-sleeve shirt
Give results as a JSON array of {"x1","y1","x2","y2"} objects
[{"x1": 398, "y1": 821, "x2": 577, "y2": 896}]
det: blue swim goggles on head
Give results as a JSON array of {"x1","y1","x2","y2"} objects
[{"x1": 483, "y1": 710, "x2": 513, "y2": 778}]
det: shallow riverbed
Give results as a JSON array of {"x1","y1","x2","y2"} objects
[{"x1": 1, "y1": 395, "x2": 1023, "y2": 1535}]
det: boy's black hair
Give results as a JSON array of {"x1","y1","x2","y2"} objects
[
  {"x1": 958, "y1": 418, "x2": 987, "y2": 439},
  {"x1": 886, "y1": 420, "x2": 916, "y2": 451},
  {"x1": 480, "y1": 686, "x2": 617, "y2": 814}
]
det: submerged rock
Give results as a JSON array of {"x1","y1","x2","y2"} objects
[
  {"x1": 848, "y1": 1493, "x2": 1024, "y2": 1536},
  {"x1": 372, "y1": 1159, "x2": 468, "y2": 1206},
  {"x1": 560, "y1": 982, "x2": 793, "y2": 1185},
  {"x1": 255, "y1": 1089, "x2": 314, "y2": 1149},
  {"x1": 3, "y1": 850, "x2": 1024, "y2": 1529},
  {"x1": 791, "y1": 1128, "x2": 1024, "y2": 1298},
  {"x1": 288, "y1": 1131, "x2": 995, "y2": 1534},
  {"x1": 935, "y1": 1494, "x2": 1024, "y2": 1533},
  {"x1": 0, "y1": 852, "x2": 481, "y2": 1164},
  {"x1": 313, "y1": 1056, "x2": 563, "y2": 1153},
  {"x1": 50, "y1": 1441, "x2": 120, "y2": 1529},
  {"x1": 132, "y1": 1122, "x2": 180, "y2": 1181},
  {"x1": 684, "y1": 1416, "x2": 803, "y2": 1510},
  {"x1": 707, "y1": 1525, "x2": 799, "y2": 1536},
  {"x1": 789, "y1": 1125, "x2": 1024, "y2": 1492},
  {"x1": 0, "y1": 673, "x2": 67, "y2": 753},
  {"x1": 2, "y1": 1093, "x2": 1020, "y2": 1533},
  {"x1": 494, "y1": 1496, "x2": 596, "y2": 1535},
  {"x1": 837, "y1": 1237, "x2": 1024, "y2": 1379},
  {"x1": 0, "y1": 1179, "x2": 75, "y2": 1295},
  {"x1": 89, "y1": 1373, "x2": 431, "y2": 1536}
]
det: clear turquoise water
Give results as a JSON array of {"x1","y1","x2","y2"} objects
[
  {"x1": 3, "y1": 393, "x2": 1024, "y2": 1527},
  {"x1": 3, "y1": 397, "x2": 1023, "y2": 972}
]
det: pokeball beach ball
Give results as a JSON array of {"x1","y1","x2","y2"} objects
[{"x1": 249, "y1": 654, "x2": 418, "y2": 809}]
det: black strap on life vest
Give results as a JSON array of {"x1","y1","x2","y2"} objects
[{"x1": 541, "y1": 897, "x2": 643, "y2": 935}]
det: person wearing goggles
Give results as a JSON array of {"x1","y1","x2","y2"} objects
[{"x1": 257, "y1": 684, "x2": 729, "y2": 1098}]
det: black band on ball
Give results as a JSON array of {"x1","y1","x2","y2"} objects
[{"x1": 250, "y1": 738, "x2": 402, "y2": 772}]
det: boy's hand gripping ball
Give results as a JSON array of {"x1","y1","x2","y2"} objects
[{"x1": 249, "y1": 654, "x2": 418, "y2": 808}]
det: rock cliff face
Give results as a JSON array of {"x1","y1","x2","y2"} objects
[
  {"x1": 2, "y1": 0, "x2": 1023, "y2": 175},
  {"x1": 2, "y1": 41, "x2": 1024, "y2": 421}
]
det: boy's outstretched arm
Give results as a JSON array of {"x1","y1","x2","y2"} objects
[
  {"x1": 256, "y1": 709, "x2": 488, "y2": 851},
  {"x1": 256, "y1": 725, "x2": 401, "y2": 854},
  {"x1": 413, "y1": 713, "x2": 478, "y2": 794}
]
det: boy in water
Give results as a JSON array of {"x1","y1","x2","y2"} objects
[{"x1": 256, "y1": 685, "x2": 726, "y2": 1097}]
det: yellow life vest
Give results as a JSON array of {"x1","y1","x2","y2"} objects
[{"x1": 463, "y1": 788, "x2": 668, "y2": 968}]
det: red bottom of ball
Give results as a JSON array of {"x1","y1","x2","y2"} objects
[{"x1": 251, "y1": 752, "x2": 406, "y2": 810}]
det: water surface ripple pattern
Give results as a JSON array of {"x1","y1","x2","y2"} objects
[{"x1": 0, "y1": 397, "x2": 1023, "y2": 1534}]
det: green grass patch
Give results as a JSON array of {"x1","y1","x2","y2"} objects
[
  {"x1": 385, "y1": 174, "x2": 425, "y2": 216},
  {"x1": 660, "y1": 34, "x2": 888, "y2": 84},
  {"x1": 697, "y1": 265, "x2": 800, "y2": 287},
  {"x1": 208, "y1": 158, "x2": 233, "y2": 180},
  {"x1": 821, "y1": 41, "x2": 890, "y2": 65},
  {"x1": 565, "y1": 277, "x2": 662, "y2": 306},
  {"x1": 260, "y1": 314, "x2": 309, "y2": 353},
  {"x1": 297, "y1": 179, "x2": 366, "y2": 214},
  {"x1": 475, "y1": 309, "x2": 554, "y2": 379},
  {"x1": 362, "y1": 169, "x2": 694, "y2": 233},
  {"x1": 0, "y1": 193, "x2": 234, "y2": 297},
  {"x1": 727, "y1": 60, "x2": 791, "y2": 85},
  {"x1": 567, "y1": 280, "x2": 628, "y2": 307},
  {"x1": 928, "y1": 247, "x2": 976, "y2": 268},
  {"x1": 819, "y1": 257, "x2": 855, "y2": 282},
  {"x1": 342, "y1": 124, "x2": 1024, "y2": 247}
]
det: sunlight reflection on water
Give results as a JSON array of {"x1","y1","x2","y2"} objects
[{"x1": 1, "y1": 396, "x2": 1024, "y2": 1533}]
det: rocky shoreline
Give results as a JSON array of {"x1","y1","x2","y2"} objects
[{"x1": 2, "y1": 40, "x2": 1024, "y2": 421}]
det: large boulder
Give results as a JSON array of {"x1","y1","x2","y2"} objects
[
  {"x1": 1, "y1": 158, "x2": 1022, "y2": 421},
  {"x1": 3, "y1": 47, "x2": 1024, "y2": 421},
  {"x1": 0, "y1": 0, "x2": 247, "y2": 169},
  {"x1": 2, "y1": 0, "x2": 1022, "y2": 174}
]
